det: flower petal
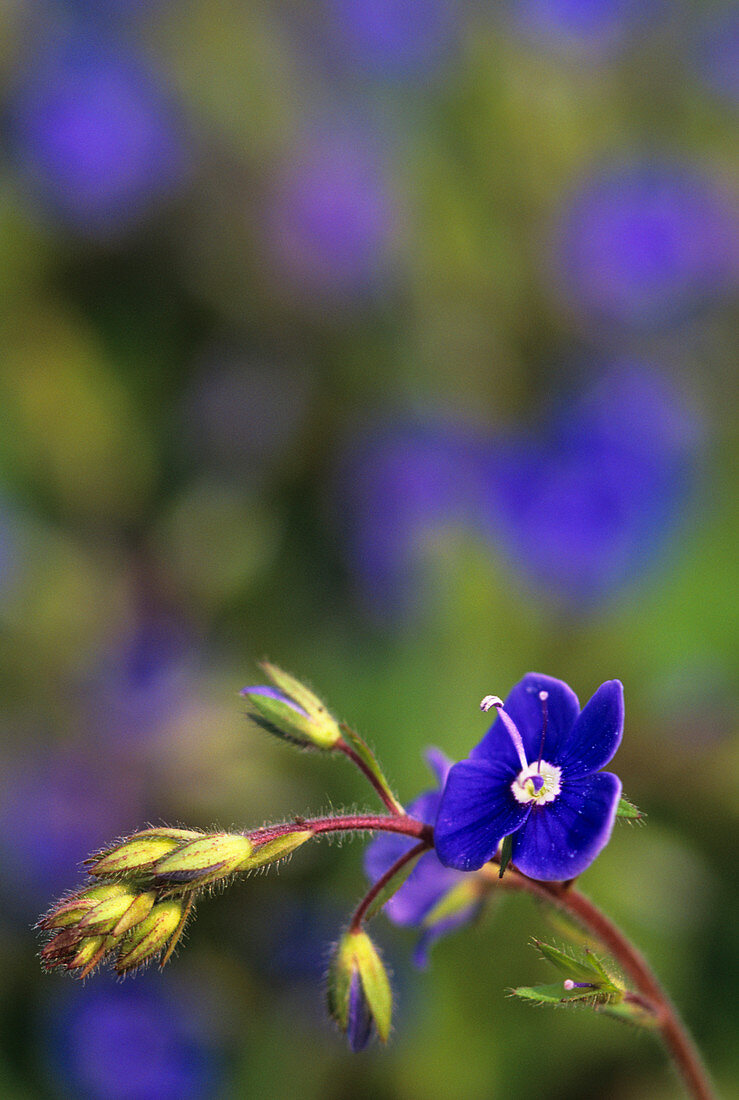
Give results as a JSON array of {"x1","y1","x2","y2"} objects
[
  {"x1": 472, "y1": 673, "x2": 580, "y2": 770},
  {"x1": 434, "y1": 758, "x2": 530, "y2": 871},
  {"x1": 511, "y1": 772, "x2": 622, "y2": 881},
  {"x1": 424, "y1": 747, "x2": 453, "y2": 788},
  {"x1": 555, "y1": 680, "x2": 624, "y2": 778},
  {"x1": 412, "y1": 902, "x2": 479, "y2": 969},
  {"x1": 239, "y1": 685, "x2": 308, "y2": 716}
]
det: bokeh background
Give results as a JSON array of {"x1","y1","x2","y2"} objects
[{"x1": 0, "y1": 2, "x2": 736, "y2": 1097}]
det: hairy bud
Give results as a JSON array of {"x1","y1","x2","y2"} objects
[{"x1": 327, "y1": 930, "x2": 392, "y2": 1051}]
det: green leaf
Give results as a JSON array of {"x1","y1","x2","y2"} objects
[
  {"x1": 498, "y1": 833, "x2": 513, "y2": 878},
  {"x1": 511, "y1": 983, "x2": 596, "y2": 1005},
  {"x1": 616, "y1": 795, "x2": 645, "y2": 821}
]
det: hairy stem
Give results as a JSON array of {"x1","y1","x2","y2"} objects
[
  {"x1": 249, "y1": 812, "x2": 431, "y2": 846},
  {"x1": 249, "y1": 812, "x2": 712, "y2": 1099},
  {"x1": 485, "y1": 867, "x2": 715, "y2": 1100},
  {"x1": 336, "y1": 737, "x2": 405, "y2": 816},
  {"x1": 350, "y1": 840, "x2": 430, "y2": 933}
]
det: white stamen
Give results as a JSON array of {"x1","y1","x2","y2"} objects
[
  {"x1": 489, "y1": 699, "x2": 528, "y2": 771},
  {"x1": 563, "y1": 980, "x2": 576, "y2": 991},
  {"x1": 511, "y1": 760, "x2": 562, "y2": 805},
  {"x1": 538, "y1": 690, "x2": 549, "y2": 702},
  {"x1": 479, "y1": 694, "x2": 502, "y2": 712}
]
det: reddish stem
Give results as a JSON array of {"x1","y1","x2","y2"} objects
[
  {"x1": 249, "y1": 812, "x2": 431, "y2": 847},
  {"x1": 350, "y1": 840, "x2": 430, "y2": 932},
  {"x1": 488, "y1": 868, "x2": 715, "y2": 1100},
  {"x1": 247, "y1": 812, "x2": 713, "y2": 1100},
  {"x1": 336, "y1": 737, "x2": 404, "y2": 816}
]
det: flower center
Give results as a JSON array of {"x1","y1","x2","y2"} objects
[{"x1": 511, "y1": 761, "x2": 562, "y2": 805}]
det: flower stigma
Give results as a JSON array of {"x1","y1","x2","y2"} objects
[{"x1": 511, "y1": 760, "x2": 562, "y2": 805}]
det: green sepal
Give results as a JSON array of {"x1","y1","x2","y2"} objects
[
  {"x1": 115, "y1": 899, "x2": 187, "y2": 973},
  {"x1": 152, "y1": 834, "x2": 253, "y2": 885},
  {"x1": 534, "y1": 940, "x2": 604, "y2": 983},
  {"x1": 533, "y1": 940, "x2": 624, "y2": 997},
  {"x1": 78, "y1": 889, "x2": 152, "y2": 934},
  {"x1": 245, "y1": 831, "x2": 313, "y2": 869},
  {"x1": 246, "y1": 692, "x2": 330, "y2": 748},
  {"x1": 616, "y1": 795, "x2": 645, "y2": 821},
  {"x1": 339, "y1": 723, "x2": 404, "y2": 815},
  {"x1": 511, "y1": 982, "x2": 599, "y2": 1005},
  {"x1": 259, "y1": 662, "x2": 331, "y2": 722},
  {"x1": 420, "y1": 878, "x2": 480, "y2": 929},
  {"x1": 498, "y1": 834, "x2": 513, "y2": 878},
  {"x1": 364, "y1": 848, "x2": 424, "y2": 923},
  {"x1": 602, "y1": 999, "x2": 659, "y2": 1028}
]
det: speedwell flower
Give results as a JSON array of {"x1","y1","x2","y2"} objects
[
  {"x1": 434, "y1": 674, "x2": 623, "y2": 881},
  {"x1": 365, "y1": 749, "x2": 482, "y2": 966}
]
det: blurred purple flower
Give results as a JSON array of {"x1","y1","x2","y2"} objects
[
  {"x1": 44, "y1": 975, "x2": 222, "y2": 1100},
  {"x1": 507, "y1": 0, "x2": 659, "y2": 55},
  {"x1": 265, "y1": 131, "x2": 397, "y2": 302},
  {"x1": 88, "y1": 615, "x2": 191, "y2": 745},
  {"x1": 693, "y1": 8, "x2": 739, "y2": 106},
  {"x1": 335, "y1": 419, "x2": 485, "y2": 615},
  {"x1": 365, "y1": 749, "x2": 480, "y2": 966},
  {"x1": 484, "y1": 362, "x2": 701, "y2": 605},
  {"x1": 556, "y1": 160, "x2": 736, "y2": 328},
  {"x1": 0, "y1": 748, "x2": 143, "y2": 914},
  {"x1": 327, "y1": 0, "x2": 456, "y2": 77},
  {"x1": 10, "y1": 32, "x2": 187, "y2": 235}
]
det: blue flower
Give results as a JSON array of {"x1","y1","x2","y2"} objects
[
  {"x1": 556, "y1": 160, "x2": 735, "y2": 328},
  {"x1": 365, "y1": 749, "x2": 481, "y2": 966},
  {"x1": 435, "y1": 674, "x2": 623, "y2": 881},
  {"x1": 483, "y1": 361, "x2": 701, "y2": 605},
  {"x1": 327, "y1": 0, "x2": 456, "y2": 79},
  {"x1": 265, "y1": 128, "x2": 396, "y2": 303},
  {"x1": 692, "y1": 8, "x2": 739, "y2": 107},
  {"x1": 335, "y1": 418, "x2": 485, "y2": 617},
  {"x1": 10, "y1": 31, "x2": 187, "y2": 235},
  {"x1": 507, "y1": 0, "x2": 659, "y2": 57},
  {"x1": 43, "y1": 975, "x2": 223, "y2": 1100}
]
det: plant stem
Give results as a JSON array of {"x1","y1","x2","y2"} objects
[
  {"x1": 336, "y1": 737, "x2": 405, "y2": 816},
  {"x1": 249, "y1": 812, "x2": 713, "y2": 1099},
  {"x1": 249, "y1": 812, "x2": 431, "y2": 847},
  {"x1": 350, "y1": 840, "x2": 430, "y2": 932},
  {"x1": 485, "y1": 867, "x2": 715, "y2": 1100}
]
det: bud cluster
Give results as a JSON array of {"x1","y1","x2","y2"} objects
[{"x1": 38, "y1": 824, "x2": 313, "y2": 978}]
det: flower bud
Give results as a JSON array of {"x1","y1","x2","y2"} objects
[
  {"x1": 244, "y1": 830, "x2": 313, "y2": 870},
  {"x1": 241, "y1": 662, "x2": 342, "y2": 750},
  {"x1": 78, "y1": 888, "x2": 156, "y2": 935},
  {"x1": 87, "y1": 828, "x2": 203, "y2": 877},
  {"x1": 327, "y1": 930, "x2": 392, "y2": 1051},
  {"x1": 151, "y1": 833, "x2": 253, "y2": 887},
  {"x1": 116, "y1": 898, "x2": 189, "y2": 974}
]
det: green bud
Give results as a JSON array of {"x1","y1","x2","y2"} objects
[
  {"x1": 152, "y1": 833, "x2": 253, "y2": 886},
  {"x1": 38, "y1": 882, "x2": 133, "y2": 930},
  {"x1": 244, "y1": 830, "x2": 313, "y2": 869},
  {"x1": 70, "y1": 934, "x2": 107, "y2": 970},
  {"x1": 327, "y1": 930, "x2": 392, "y2": 1050},
  {"x1": 78, "y1": 889, "x2": 155, "y2": 934},
  {"x1": 116, "y1": 899, "x2": 189, "y2": 974},
  {"x1": 88, "y1": 829, "x2": 203, "y2": 877},
  {"x1": 243, "y1": 663, "x2": 342, "y2": 750}
]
